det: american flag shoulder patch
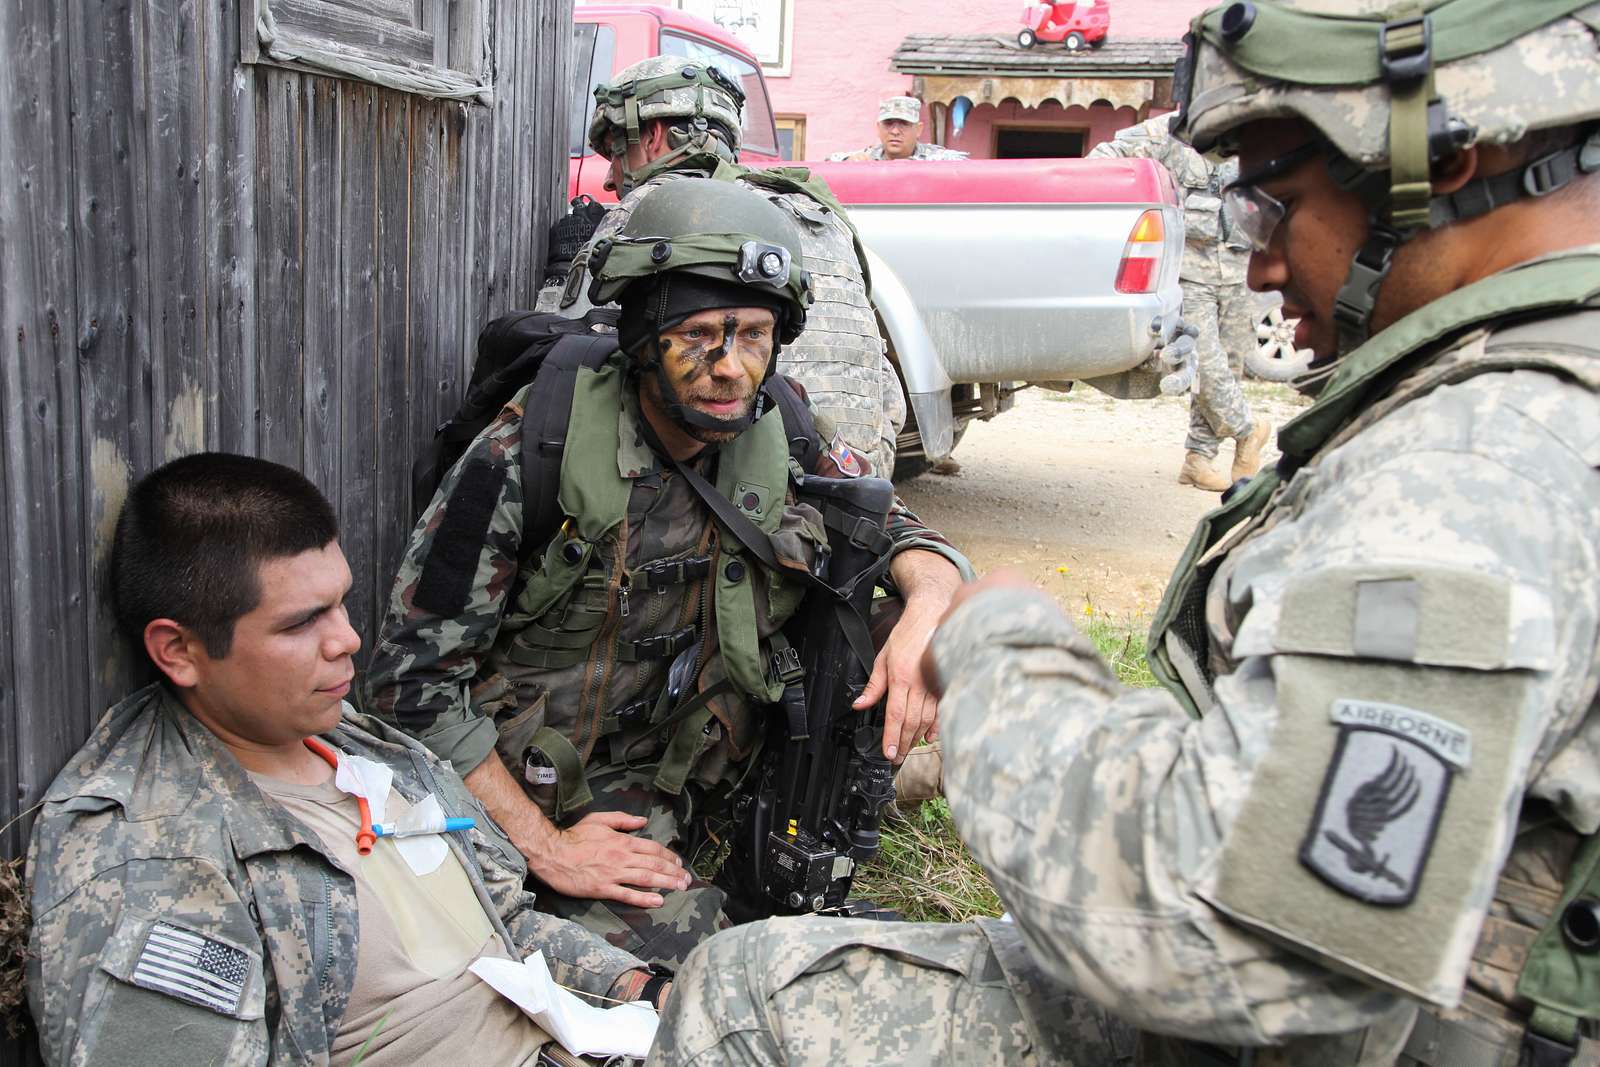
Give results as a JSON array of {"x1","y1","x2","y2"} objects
[{"x1": 129, "y1": 921, "x2": 251, "y2": 1016}]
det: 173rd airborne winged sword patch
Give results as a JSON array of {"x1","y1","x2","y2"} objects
[{"x1": 1299, "y1": 700, "x2": 1471, "y2": 906}]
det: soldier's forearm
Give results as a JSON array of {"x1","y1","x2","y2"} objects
[
  {"x1": 888, "y1": 547, "x2": 964, "y2": 610},
  {"x1": 464, "y1": 753, "x2": 560, "y2": 861}
]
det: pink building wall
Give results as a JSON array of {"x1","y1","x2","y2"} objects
[
  {"x1": 767, "y1": 0, "x2": 1211, "y2": 159},
  {"x1": 946, "y1": 99, "x2": 1142, "y2": 158}
]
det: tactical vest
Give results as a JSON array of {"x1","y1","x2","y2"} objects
[
  {"x1": 486, "y1": 356, "x2": 812, "y2": 818},
  {"x1": 721, "y1": 161, "x2": 893, "y2": 471},
  {"x1": 1148, "y1": 250, "x2": 1600, "y2": 1066}
]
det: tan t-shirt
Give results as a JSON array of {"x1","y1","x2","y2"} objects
[{"x1": 253, "y1": 771, "x2": 550, "y2": 1066}]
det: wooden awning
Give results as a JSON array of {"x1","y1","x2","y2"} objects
[{"x1": 894, "y1": 33, "x2": 1183, "y2": 112}]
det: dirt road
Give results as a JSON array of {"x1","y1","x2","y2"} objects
[{"x1": 897, "y1": 382, "x2": 1309, "y2": 622}]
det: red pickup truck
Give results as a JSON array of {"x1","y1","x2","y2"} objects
[{"x1": 568, "y1": 4, "x2": 1184, "y2": 471}]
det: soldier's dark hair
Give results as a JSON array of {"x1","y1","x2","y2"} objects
[{"x1": 110, "y1": 452, "x2": 339, "y2": 659}]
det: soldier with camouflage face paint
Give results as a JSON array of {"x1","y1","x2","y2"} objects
[
  {"x1": 538, "y1": 55, "x2": 907, "y2": 481},
  {"x1": 1090, "y1": 115, "x2": 1273, "y2": 492},
  {"x1": 26, "y1": 453, "x2": 659, "y2": 1066},
  {"x1": 368, "y1": 178, "x2": 969, "y2": 972},
  {"x1": 647, "y1": 4, "x2": 1600, "y2": 1065}
]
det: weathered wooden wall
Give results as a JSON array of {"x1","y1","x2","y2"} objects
[{"x1": 0, "y1": 0, "x2": 573, "y2": 1048}]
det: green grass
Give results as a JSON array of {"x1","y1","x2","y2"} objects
[
  {"x1": 851, "y1": 796, "x2": 1004, "y2": 923},
  {"x1": 852, "y1": 612, "x2": 1157, "y2": 922},
  {"x1": 1082, "y1": 613, "x2": 1158, "y2": 689}
]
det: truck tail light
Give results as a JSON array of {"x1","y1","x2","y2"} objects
[{"x1": 1115, "y1": 209, "x2": 1164, "y2": 294}]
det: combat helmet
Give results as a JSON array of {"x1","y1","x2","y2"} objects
[
  {"x1": 588, "y1": 56, "x2": 747, "y2": 194},
  {"x1": 587, "y1": 177, "x2": 813, "y2": 432},
  {"x1": 1172, "y1": 0, "x2": 1600, "y2": 351}
]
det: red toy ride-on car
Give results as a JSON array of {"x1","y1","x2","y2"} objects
[{"x1": 1018, "y1": 0, "x2": 1110, "y2": 51}]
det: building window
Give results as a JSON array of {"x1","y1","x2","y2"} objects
[
  {"x1": 994, "y1": 127, "x2": 1085, "y2": 159},
  {"x1": 244, "y1": 0, "x2": 494, "y2": 103},
  {"x1": 775, "y1": 115, "x2": 806, "y2": 161}
]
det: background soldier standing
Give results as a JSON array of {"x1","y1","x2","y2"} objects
[
  {"x1": 1090, "y1": 114, "x2": 1272, "y2": 492},
  {"x1": 827, "y1": 96, "x2": 970, "y2": 161},
  {"x1": 542, "y1": 56, "x2": 907, "y2": 480},
  {"x1": 646, "y1": 3, "x2": 1600, "y2": 1064}
]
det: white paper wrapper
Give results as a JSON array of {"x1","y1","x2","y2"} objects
[{"x1": 470, "y1": 951, "x2": 658, "y2": 1059}]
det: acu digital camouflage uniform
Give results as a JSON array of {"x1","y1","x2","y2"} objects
[
  {"x1": 824, "y1": 141, "x2": 970, "y2": 161},
  {"x1": 1090, "y1": 115, "x2": 1258, "y2": 461},
  {"x1": 650, "y1": 246, "x2": 1600, "y2": 1067},
  {"x1": 536, "y1": 55, "x2": 906, "y2": 480},
  {"x1": 649, "y1": 3, "x2": 1600, "y2": 1063},
  {"x1": 365, "y1": 355, "x2": 967, "y2": 968},
  {"x1": 26, "y1": 684, "x2": 644, "y2": 1065}
]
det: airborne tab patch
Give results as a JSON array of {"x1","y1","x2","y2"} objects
[{"x1": 1300, "y1": 701, "x2": 1470, "y2": 907}]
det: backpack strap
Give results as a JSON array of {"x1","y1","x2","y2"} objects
[
  {"x1": 762, "y1": 373, "x2": 824, "y2": 471},
  {"x1": 1516, "y1": 830, "x2": 1600, "y2": 1066},
  {"x1": 518, "y1": 334, "x2": 617, "y2": 560}
]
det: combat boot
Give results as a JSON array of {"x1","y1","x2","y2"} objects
[
  {"x1": 1178, "y1": 452, "x2": 1231, "y2": 492},
  {"x1": 1231, "y1": 418, "x2": 1273, "y2": 482},
  {"x1": 888, "y1": 740, "x2": 943, "y2": 819}
]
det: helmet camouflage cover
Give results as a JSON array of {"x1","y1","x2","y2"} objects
[
  {"x1": 1176, "y1": 1, "x2": 1600, "y2": 165},
  {"x1": 587, "y1": 55, "x2": 747, "y2": 160},
  {"x1": 1172, "y1": 0, "x2": 1600, "y2": 349},
  {"x1": 587, "y1": 177, "x2": 813, "y2": 345}
]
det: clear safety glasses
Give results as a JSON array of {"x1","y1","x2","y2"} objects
[{"x1": 1223, "y1": 140, "x2": 1323, "y2": 252}]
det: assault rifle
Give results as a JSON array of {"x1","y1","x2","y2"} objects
[{"x1": 714, "y1": 473, "x2": 898, "y2": 920}]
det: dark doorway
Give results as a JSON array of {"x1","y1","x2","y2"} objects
[{"x1": 994, "y1": 127, "x2": 1085, "y2": 158}]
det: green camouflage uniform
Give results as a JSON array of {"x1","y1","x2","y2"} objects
[
  {"x1": 365, "y1": 355, "x2": 968, "y2": 970},
  {"x1": 26, "y1": 683, "x2": 643, "y2": 1064},
  {"x1": 1090, "y1": 116, "x2": 1256, "y2": 459},
  {"x1": 536, "y1": 54, "x2": 906, "y2": 480},
  {"x1": 646, "y1": 240, "x2": 1600, "y2": 1065}
]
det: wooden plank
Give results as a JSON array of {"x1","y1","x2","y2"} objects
[
  {"x1": 506, "y1": 0, "x2": 536, "y2": 304},
  {"x1": 337, "y1": 82, "x2": 379, "y2": 648},
  {"x1": 272, "y1": 0, "x2": 433, "y2": 65},
  {"x1": 408, "y1": 99, "x2": 444, "y2": 507},
  {"x1": 0, "y1": 0, "x2": 88, "y2": 863},
  {"x1": 208, "y1": 0, "x2": 262, "y2": 455},
  {"x1": 145, "y1": 0, "x2": 209, "y2": 462},
  {"x1": 482, "y1": 0, "x2": 522, "y2": 318},
  {"x1": 301, "y1": 75, "x2": 342, "y2": 503},
  {"x1": 324, "y1": 0, "x2": 414, "y2": 26},
  {"x1": 432, "y1": 103, "x2": 469, "y2": 444},
  {"x1": 370, "y1": 88, "x2": 411, "y2": 641},
  {"x1": 254, "y1": 71, "x2": 306, "y2": 467},
  {"x1": 68, "y1": 0, "x2": 151, "y2": 725}
]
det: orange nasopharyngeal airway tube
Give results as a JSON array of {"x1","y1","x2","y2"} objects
[
  {"x1": 1116, "y1": 209, "x2": 1164, "y2": 294},
  {"x1": 303, "y1": 736, "x2": 377, "y2": 855}
]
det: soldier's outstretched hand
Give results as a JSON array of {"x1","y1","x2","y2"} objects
[
  {"x1": 529, "y1": 810, "x2": 693, "y2": 909},
  {"x1": 858, "y1": 548, "x2": 967, "y2": 761}
]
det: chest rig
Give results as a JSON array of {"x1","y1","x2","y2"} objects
[
  {"x1": 490, "y1": 356, "x2": 813, "y2": 818},
  {"x1": 1148, "y1": 252, "x2": 1600, "y2": 1066}
]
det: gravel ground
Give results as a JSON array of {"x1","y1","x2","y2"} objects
[{"x1": 896, "y1": 381, "x2": 1310, "y2": 621}]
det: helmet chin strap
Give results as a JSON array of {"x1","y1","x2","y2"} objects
[{"x1": 1326, "y1": 126, "x2": 1600, "y2": 354}]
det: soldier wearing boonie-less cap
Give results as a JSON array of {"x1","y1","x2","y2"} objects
[{"x1": 827, "y1": 95, "x2": 969, "y2": 161}]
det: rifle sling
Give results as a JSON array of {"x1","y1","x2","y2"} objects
[{"x1": 639, "y1": 412, "x2": 882, "y2": 677}]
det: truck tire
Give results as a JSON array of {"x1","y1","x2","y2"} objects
[
  {"x1": 893, "y1": 422, "x2": 969, "y2": 482},
  {"x1": 1246, "y1": 302, "x2": 1314, "y2": 382},
  {"x1": 1017, "y1": 28, "x2": 1037, "y2": 47},
  {"x1": 1065, "y1": 31, "x2": 1086, "y2": 50}
]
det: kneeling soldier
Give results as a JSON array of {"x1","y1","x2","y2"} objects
[{"x1": 366, "y1": 178, "x2": 970, "y2": 969}]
